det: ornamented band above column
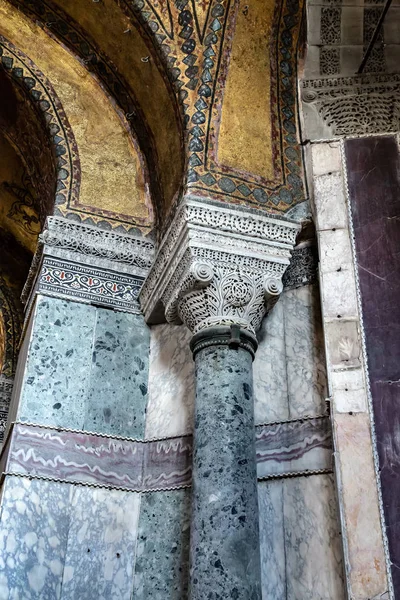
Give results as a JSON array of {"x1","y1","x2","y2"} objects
[
  {"x1": 140, "y1": 198, "x2": 299, "y2": 336},
  {"x1": 22, "y1": 216, "x2": 155, "y2": 313}
]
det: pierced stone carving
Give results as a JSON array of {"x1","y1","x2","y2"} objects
[
  {"x1": 320, "y1": 7, "x2": 342, "y2": 46},
  {"x1": 40, "y1": 217, "x2": 154, "y2": 273},
  {"x1": 301, "y1": 74, "x2": 400, "y2": 137},
  {"x1": 140, "y1": 198, "x2": 299, "y2": 336},
  {"x1": 320, "y1": 48, "x2": 340, "y2": 76}
]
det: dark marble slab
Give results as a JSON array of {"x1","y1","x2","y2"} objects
[{"x1": 345, "y1": 135, "x2": 400, "y2": 594}]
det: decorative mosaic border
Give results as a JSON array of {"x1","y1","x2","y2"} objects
[
  {"x1": 0, "y1": 417, "x2": 332, "y2": 492},
  {"x1": 35, "y1": 256, "x2": 144, "y2": 313},
  {"x1": 8, "y1": 0, "x2": 158, "y2": 231}
]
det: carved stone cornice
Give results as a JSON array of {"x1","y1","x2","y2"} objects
[
  {"x1": 21, "y1": 217, "x2": 155, "y2": 313},
  {"x1": 140, "y1": 198, "x2": 299, "y2": 336},
  {"x1": 40, "y1": 216, "x2": 155, "y2": 274},
  {"x1": 301, "y1": 74, "x2": 400, "y2": 138}
]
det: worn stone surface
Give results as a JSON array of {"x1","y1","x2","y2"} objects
[
  {"x1": 334, "y1": 413, "x2": 388, "y2": 599},
  {"x1": 85, "y1": 309, "x2": 149, "y2": 438},
  {"x1": 190, "y1": 344, "x2": 261, "y2": 599},
  {"x1": 16, "y1": 296, "x2": 149, "y2": 437},
  {"x1": 133, "y1": 490, "x2": 190, "y2": 599}
]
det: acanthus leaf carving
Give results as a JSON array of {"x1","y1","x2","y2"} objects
[{"x1": 140, "y1": 197, "x2": 299, "y2": 336}]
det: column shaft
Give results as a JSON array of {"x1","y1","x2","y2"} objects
[{"x1": 189, "y1": 340, "x2": 262, "y2": 599}]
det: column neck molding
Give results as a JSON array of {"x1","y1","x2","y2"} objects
[{"x1": 140, "y1": 197, "x2": 300, "y2": 336}]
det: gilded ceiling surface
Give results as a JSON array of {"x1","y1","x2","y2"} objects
[
  {"x1": 0, "y1": 0, "x2": 305, "y2": 239},
  {"x1": 0, "y1": 1, "x2": 157, "y2": 233}
]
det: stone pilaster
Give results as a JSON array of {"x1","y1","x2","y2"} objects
[{"x1": 140, "y1": 196, "x2": 299, "y2": 599}]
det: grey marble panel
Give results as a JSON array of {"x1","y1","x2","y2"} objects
[
  {"x1": 284, "y1": 474, "x2": 345, "y2": 599},
  {"x1": 258, "y1": 481, "x2": 286, "y2": 600},
  {"x1": 254, "y1": 301, "x2": 289, "y2": 424},
  {"x1": 85, "y1": 310, "x2": 149, "y2": 438},
  {"x1": 132, "y1": 490, "x2": 191, "y2": 599},
  {"x1": 61, "y1": 486, "x2": 141, "y2": 600},
  {"x1": 0, "y1": 475, "x2": 71, "y2": 599},
  {"x1": 282, "y1": 285, "x2": 328, "y2": 419},
  {"x1": 18, "y1": 296, "x2": 96, "y2": 430}
]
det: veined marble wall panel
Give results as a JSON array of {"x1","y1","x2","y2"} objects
[
  {"x1": 145, "y1": 324, "x2": 194, "y2": 439},
  {"x1": 0, "y1": 476, "x2": 71, "y2": 599},
  {"x1": 258, "y1": 475, "x2": 345, "y2": 600},
  {"x1": 16, "y1": 295, "x2": 150, "y2": 437},
  {"x1": 281, "y1": 285, "x2": 327, "y2": 420},
  {"x1": 147, "y1": 283, "x2": 328, "y2": 436},
  {"x1": 254, "y1": 301, "x2": 289, "y2": 423},
  {"x1": 132, "y1": 490, "x2": 190, "y2": 599},
  {"x1": 0, "y1": 476, "x2": 142, "y2": 599},
  {"x1": 62, "y1": 487, "x2": 141, "y2": 600}
]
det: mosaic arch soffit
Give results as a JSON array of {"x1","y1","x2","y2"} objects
[
  {"x1": 0, "y1": 36, "x2": 80, "y2": 225},
  {"x1": 5, "y1": 0, "x2": 307, "y2": 221},
  {"x1": 3, "y1": 0, "x2": 185, "y2": 229},
  {"x1": 123, "y1": 0, "x2": 307, "y2": 217}
]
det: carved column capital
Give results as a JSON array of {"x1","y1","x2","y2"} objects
[{"x1": 140, "y1": 197, "x2": 299, "y2": 336}]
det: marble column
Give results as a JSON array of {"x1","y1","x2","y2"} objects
[
  {"x1": 189, "y1": 327, "x2": 261, "y2": 599},
  {"x1": 140, "y1": 197, "x2": 299, "y2": 599}
]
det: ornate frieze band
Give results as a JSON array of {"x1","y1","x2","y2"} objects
[
  {"x1": 0, "y1": 418, "x2": 332, "y2": 491},
  {"x1": 21, "y1": 216, "x2": 155, "y2": 313},
  {"x1": 140, "y1": 197, "x2": 299, "y2": 335},
  {"x1": 40, "y1": 217, "x2": 154, "y2": 276},
  {"x1": 34, "y1": 256, "x2": 144, "y2": 313}
]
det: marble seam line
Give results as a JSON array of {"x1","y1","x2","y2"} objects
[
  {"x1": 3, "y1": 468, "x2": 334, "y2": 492},
  {"x1": 340, "y1": 138, "x2": 394, "y2": 599},
  {"x1": 2, "y1": 471, "x2": 191, "y2": 493},
  {"x1": 11, "y1": 414, "x2": 330, "y2": 443}
]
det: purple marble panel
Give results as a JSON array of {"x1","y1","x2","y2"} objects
[
  {"x1": 255, "y1": 417, "x2": 332, "y2": 478},
  {"x1": 1, "y1": 418, "x2": 333, "y2": 494},
  {"x1": 143, "y1": 438, "x2": 193, "y2": 490},
  {"x1": 6, "y1": 424, "x2": 144, "y2": 488},
  {"x1": 345, "y1": 135, "x2": 400, "y2": 593}
]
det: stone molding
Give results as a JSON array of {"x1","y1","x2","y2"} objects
[
  {"x1": 40, "y1": 216, "x2": 154, "y2": 274},
  {"x1": 1, "y1": 417, "x2": 331, "y2": 491},
  {"x1": 140, "y1": 198, "x2": 299, "y2": 336},
  {"x1": 0, "y1": 376, "x2": 14, "y2": 443},
  {"x1": 21, "y1": 216, "x2": 155, "y2": 312},
  {"x1": 33, "y1": 256, "x2": 144, "y2": 314},
  {"x1": 301, "y1": 74, "x2": 400, "y2": 138}
]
